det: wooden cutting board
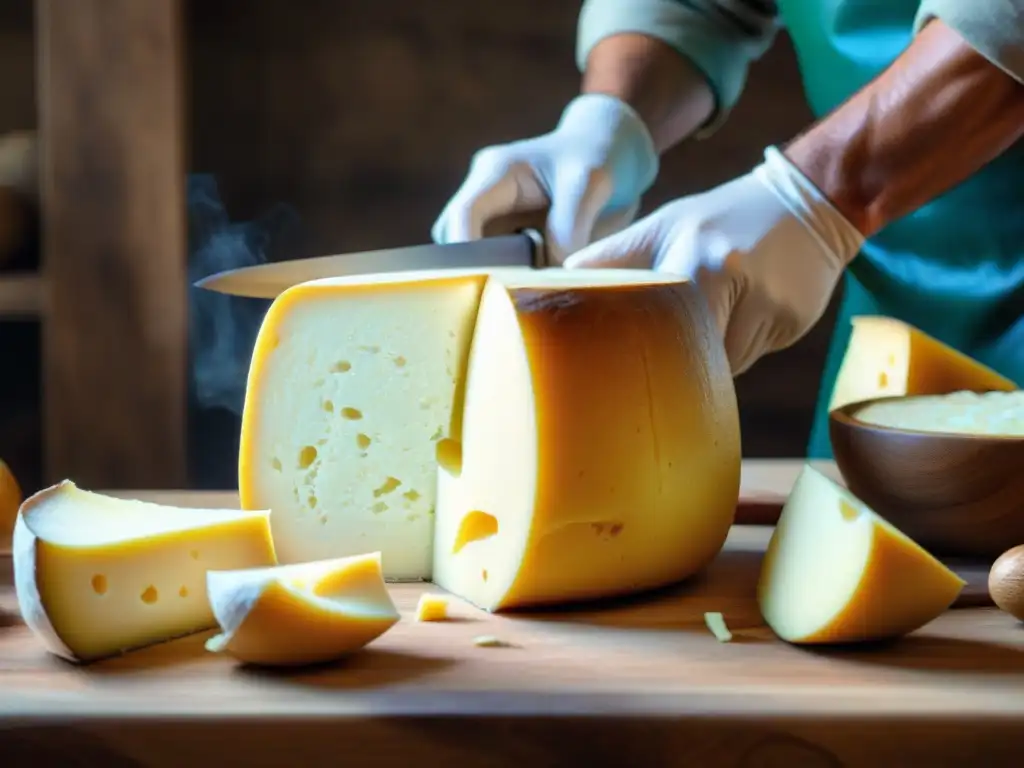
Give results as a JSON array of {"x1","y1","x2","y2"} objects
[{"x1": 0, "y1": 460, "x2": 1020, "y2": 767}]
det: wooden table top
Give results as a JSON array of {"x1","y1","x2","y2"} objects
[{"x1": 2, "y1": 460, "x2": 1022, "y2": 766}]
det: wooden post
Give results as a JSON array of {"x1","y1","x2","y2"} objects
[{"x1": 37, "y1": 0, "x2": 188, "y2": 488}]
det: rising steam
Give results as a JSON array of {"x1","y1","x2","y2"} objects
[{"x1": 187, "y1": 175, "x2": 299, "y2": 415}]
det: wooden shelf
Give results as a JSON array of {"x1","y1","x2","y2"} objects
[{"x1": 0, "y1": 271, "x2": 43, "y2": 318}]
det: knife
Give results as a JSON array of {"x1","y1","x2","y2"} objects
[{"x1": 194, "y1": 228, "x2": 548, "y2": 299}]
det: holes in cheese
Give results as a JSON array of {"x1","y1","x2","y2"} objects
[
  {"x1": 757, "y1": 465, "x2": 965, "y2": 644},
  {"x1": 12, "y1": 481, "x2": 276, "y2": 663},
  {"x1": 240, "y1": 267, "x2": 740, "y2": 600},
  {"x1": 205, "y1": 551, "x2": 400, "y2": 667},
  {"x1": 240, "y1": 269, "x2": 496, "y2": 579},
  {"x1": 452, "y1": 510, "x2": 498, "y2": 554},
  {"x1": 829, "y1": 316, "x2": 1017, "y2": 412}
]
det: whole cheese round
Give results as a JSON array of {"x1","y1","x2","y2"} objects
[{"x1": 240, "y1": 267, "x2": 741, "y2": 610}]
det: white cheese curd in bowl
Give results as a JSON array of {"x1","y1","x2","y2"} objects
[{"x1": 854, "y1": 390, "x2": 1024, "y2": 437}]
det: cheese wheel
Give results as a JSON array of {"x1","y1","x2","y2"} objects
[
  {"x1": 240, "y1": 267, "x2": 741, "y2": 608},
  {"x1": 205, "y1": 552, "x2": 400, "y2": 667},
  {"x1": 13, "y1": 481, "x2": 276, "y2": 663},
  {"x1": 829, "y1": 315, "x2": 1017, "y2": 412},
  {"x1": 431, "y1": 271, "x2": 740, "y2": 610},
  {"x1": 757, "y1": 465, "x2": 965, "y2": 644}
]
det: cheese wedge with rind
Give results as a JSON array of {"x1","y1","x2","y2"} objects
[
  {"x1": 757, "y1": 464, "x2": 965, "y2": 644},
  {"x1": 205, "y1": 551, "x2": 400, "y2": 666},
  {"x1": 829, "y1": 315, "x2": 1017, "y2": 412},
  {"x1": 432, "y1": 271, "x2": 741, "y2": 611},
  {"x1": 13, "y1": 481, "x2": 276, "y2": 663}
]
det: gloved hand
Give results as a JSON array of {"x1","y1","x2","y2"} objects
[
  {"x1": 564, "y1": 146, "x2": 865, "y2": 375},
  {"x1": 431, "y1": 94, "x2": 660, "y2": 265}
]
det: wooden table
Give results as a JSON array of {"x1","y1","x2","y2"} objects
[{"x1": 1, "y1": 460, "x2": 1022, "y2": 766}]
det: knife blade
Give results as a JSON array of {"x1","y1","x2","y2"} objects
[{"x1": 194, "y1": 230, "x2": 547, "y2": 299}]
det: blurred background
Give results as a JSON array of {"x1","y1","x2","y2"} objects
[{"x1": 0, "y1": 0, "x2": 838, "y2": 495}]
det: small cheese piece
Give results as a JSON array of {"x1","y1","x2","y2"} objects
[
  {"x1": 433, "y1": 270, "x2": 740, "y2": 611},
  {"x1": 414, "y1": 592, "x2": 450, "y2": 622},
  {"x1": 704, "y1": 612, "x2": 732, "y2": 642},
  {"x1": 205, "y1": 552, "x2": 399, "y2": 667},
  {"x1": 240, "y1": 268, "x2": 509, "y2": 579},
  {"x1": 472, "y1": 634, "x2": 509, "y2": 648},
  {"x1": 829, "y1": 316, "x2": 1017, "y2": 412},
  {"x1": 757, "y1": 465, "x2": 965, "y2": 644},
  {"x1": 0, "y1": 458, "x2": 21, "y2": 550},
  {"x1": 13, "y1": 481, "x2": 276, "y2": 663}
]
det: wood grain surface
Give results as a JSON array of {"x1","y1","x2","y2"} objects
[{"x1": 1, "y1": 461, "x2": 1020, "y2": 766}]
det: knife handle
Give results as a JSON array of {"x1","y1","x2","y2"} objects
[{"x1": 480, "y1": 209, "x2": 550, "y2": 268}]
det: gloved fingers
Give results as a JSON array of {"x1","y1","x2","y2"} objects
[
  {"x1": 432, "y1": 150, "x2": 547, "y2": 244},
  {"x1": 561, "y1": 217, "x2": 656, "y2": 270},
  {"x1": 590, "y1": 200, "x2": 640, "y2": 243},
  {"x1": 544, "y1": 164, "x2": 614, "y2": 264}
]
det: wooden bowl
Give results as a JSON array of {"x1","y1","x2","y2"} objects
[{"x1": 829, "y1": 395, "x2": 1024, "y2": 559}]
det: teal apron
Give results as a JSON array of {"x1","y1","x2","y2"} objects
[{"x1": 777, "y1": 0, "x2": 1024, "y2": 458}]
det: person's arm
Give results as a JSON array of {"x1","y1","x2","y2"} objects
[
  {"x1": 576, "y1": 0, "x2": 780, "y2": 152},
  {"x1": 785, "y1": 9, "x2": 1024, "y2": 238}
]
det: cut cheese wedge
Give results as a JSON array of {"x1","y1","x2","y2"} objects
[
  {"x1": 13, "y1": 481, "x2": 276, "y2": 663},
  {"x1": 432, "y1": 270, "x2": 741, "y2": 611},
  {"x1": 205, "y1": 552, "x2": 400, "y2": 666},
  {"x1": 757, "y1": 464, "x2": 965, "y2": 644},
  {"x1": 829, "y1": 315, "x2": 1017, "y2": 412},
  {"x1": 240, "y1": 267, "x2": 741, "y2": 601}
]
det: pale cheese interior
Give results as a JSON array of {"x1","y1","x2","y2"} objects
[
  {"x1": 757, "y1": 465, "x2": 965, "y2": 644},
  {"x1": 828, "y1": 315, "x2": 1016, "y2": 411},
  {"x1": 205, "y1": 552, "x2": 399, "y2": 666},
  {"x1": 14, "y1": 482, "x2": 276, "y2": 662},
  {"x1": 240, "y1": 266, "x2": 704, "y2": 587}
]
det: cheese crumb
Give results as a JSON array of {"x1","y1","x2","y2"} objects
[
  {"x1": 414, "y1": 593, "x2": 450, "y2": 622},
  {"x1": 704, "y1": 612, "x2": 732, "y2": 642},
  {"x1": 472, "y1": 634, "x2": 509, "y2": 648}
]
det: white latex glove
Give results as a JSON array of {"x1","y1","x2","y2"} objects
[
  {"x1": 431, "y1": 94, "x2": 659, "y2": 265},
  {"x1": 564, "y1": 146, "x2": 865, "y2": 375}
]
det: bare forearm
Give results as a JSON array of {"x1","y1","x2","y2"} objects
[
  {"x1": 785, "y1": 18, "x2": 1024, "y2": 237},
  {"x1": 581, "y1": 33, "x2": 715, "y2": 153}
]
